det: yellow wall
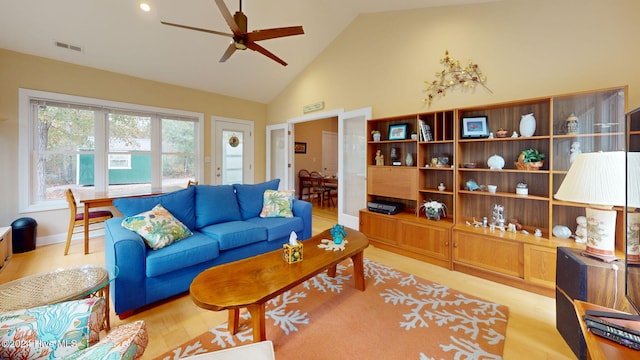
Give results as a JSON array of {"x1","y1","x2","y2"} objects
[
  {"x1": 0, "y1": 49, "x2": 267, "y2": 237},
  {"x1": 3, "y1": 0, "x2": 640, "y2": 241},
  {"x1": 294, "y1": 117, "x2": 338, "y2": 173},
  {"x1": 293, "y1": 117, "x2": 338, "y2": 194},
  {"x1": 268, "y1": 0, "x2": 640, "y2": 123}
]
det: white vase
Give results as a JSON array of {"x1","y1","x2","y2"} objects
[
  {"x1": 405, "y1": 152, "x2": 414, "y2": 166},
  {"x1": 487, "y1": 154, "x2": 505, "y2": 170},
  {"x1": 519, "y1": 113, "x2": 536, "y2": 137}
]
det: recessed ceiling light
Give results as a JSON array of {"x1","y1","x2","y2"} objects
[{"x1": 140, "y1": 2, "x2": 151, "y2": 12}]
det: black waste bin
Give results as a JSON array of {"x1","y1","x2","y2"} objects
[{"x1": 11, "y1": 217, "x2": 37, "y2": 253}]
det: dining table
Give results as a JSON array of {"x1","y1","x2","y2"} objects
[
  {"x1": 298, "y1": 175, "x2": 337, "y2": 207},
  {"x1": 75, "y1": 186, "x2": 181, "y2": 254}
]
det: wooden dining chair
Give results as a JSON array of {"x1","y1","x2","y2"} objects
[
  {"x1": 187, "y1": 180, "x2": 199, "y2": 187},
  {"x1": 64, "y1": 189, "x2": 114, "y2": 255},
  {"x1": 309, "y1": 171, "x2": 334, "y2": 207},
  {"x1": 298, "y1": 169, "x2": 312, "y2": 200}
]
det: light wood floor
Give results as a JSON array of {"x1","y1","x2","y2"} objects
[{"x1": 0, "y1": 204, "x2": 575, "y2": 359}]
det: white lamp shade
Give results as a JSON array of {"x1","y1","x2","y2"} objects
[{"x1": 555, "y1": 151, "x2": 626, "y2": 207}]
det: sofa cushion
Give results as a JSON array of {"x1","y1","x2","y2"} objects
[
  {"x1": 146, "y1": 231, "x2": 220, "y2": 277},
  {"x1": 245, "y1": 217, "x2": 305, "y2": 242},
  {"x1": 195, "y1": 185, "x2": 242, "y2": 228},
  {"x1": 113, "y1": 187, "x2": 196, "y2": 230},
  {"x1": 198, "y1": 221, "x2": 267, "y2": 250},
  {"x1": 260, "y1": 189, "x2": 295, "y2": 218},
  {"x1": 233, "y1": 179, "x2": 280, "y2": 220},
  {"x1": 121, "y1": 204, "x2": 193, "y2": 250}
]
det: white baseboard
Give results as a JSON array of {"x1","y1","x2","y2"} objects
[{"x1": 36, "y1": 229, "x2": 105, "y2": 247}]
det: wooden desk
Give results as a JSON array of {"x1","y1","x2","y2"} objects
[
  {"x1": 574, "y1": 300, "x2": 640, "y2": 359},
  {"x1": 77, "y1": 187, "x2": 180, "y2": 254}
]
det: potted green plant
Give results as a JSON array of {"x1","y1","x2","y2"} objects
[
  {"x1": 418, "y1": 200, "x2": 447, "y2": 220},
  {"x1": 515, "y1": 148, "x2": 545, "y2": 170},
  {"x1": 371, "y1": 130, "x2": 381, "y2": 141}
]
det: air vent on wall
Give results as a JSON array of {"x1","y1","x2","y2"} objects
[{"x1": 55, "y1": 41, "x2": 83, "y2": 53}]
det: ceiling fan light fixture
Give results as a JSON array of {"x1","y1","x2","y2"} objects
[
  {"x1": 139, "y1": 2, "x2": 151, "y2": 12},
  {"x1": 234, "y1": 38, "x2": 247, "y2": 50}
]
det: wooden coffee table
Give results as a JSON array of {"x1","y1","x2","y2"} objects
[{"x1": 190, "y1": 227, "x2": 369, "y2": 342}]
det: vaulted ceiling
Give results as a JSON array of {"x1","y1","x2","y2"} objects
[{"x1": 0, "y1": 0, "x2": 500, "y2": 103}]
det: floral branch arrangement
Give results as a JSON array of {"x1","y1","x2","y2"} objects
[
  {"x1": 423, "y1": 50, "x2": 492, "y2": 106},
  {"x1": 418, "y1": 200, "x2": 447, "y2": 220}
]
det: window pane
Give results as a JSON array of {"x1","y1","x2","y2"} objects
[
  {"x1": 108, "y1": 114, "x2": 152, "y2": 190},
  {"x1": 109, "y1": 114, "x2": 151, "y2": 152},
  {"x1": 33, "y1": 104, "x2": 95, "y2": 201},
  {"x1": 162, "y1": 118, "x2": 196, "y2": 186},
  {"x1": 34, "y1": 153, "x2": 78, "y2": 200},
  {"x1": 222, "y1": 130, "x2": 243, "y2": 185},
  {"x1": 163, "y1": 154, "x2": 196, "y2": 185},
  {"x1": 162, "y1": 118, "x2": 195, "y2": 152},
  {"x1": 109, "y1": 154, "x2": 151, "y2": 184}
]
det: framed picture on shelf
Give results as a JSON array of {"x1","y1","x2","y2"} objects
[
  {"x1": 388, "y1": 123, "x2": 408, "y2": 140},
  {"x1": 461, "y1": 116, "x2": 489, "y2": 138},
  {"x1": 294, "y1": 142, "x2": 307, "y2": 154}
]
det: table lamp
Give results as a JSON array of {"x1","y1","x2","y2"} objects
[
  {"x1": 555, "y1": 151, "x2": 626, "y2": 262},
  {"x1": 626, "y1": 152, "x2": 640, "y2": 263}
]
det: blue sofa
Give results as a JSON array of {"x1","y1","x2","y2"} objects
[{"x1": 104, "y1": 179, "x2": 312, "y2": 317}]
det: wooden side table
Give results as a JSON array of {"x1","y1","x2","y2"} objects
[
  {"x1": 574, "y1": 300, "x2": 640, "y2": 359},
  {"x1": 556, "y1": 247, "x2": 633, "y2": 358},
  {"x1": 0, "y1": 226, "x2": 11, "y2": 271}
]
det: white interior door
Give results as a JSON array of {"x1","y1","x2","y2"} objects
[
  {"x1": 322, "y1": 131, "x2": 338, "y2": 177},
  {"x1": 266, "y1": 123, "x2": 290, "y2": 190},
  {"x1": 338, "y1": 107, "x2": 371, "y2": 229},
  {"x1": 212, "y1": 117, "x2": 254, "y2": 185}
]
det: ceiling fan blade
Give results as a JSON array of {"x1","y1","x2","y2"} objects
[
  {"x1": 219, "y1": 42, "x2": 237, "y2": 63},
  {"x1": 247, "y1": 42, "x2": 288, "y2": 66},
  {"x1": 214, "y1": 0, "x2": 241, "y2": 35},
  {"x1": 246, "y1": 26, "x2": 304, "y2": 42},
  {"x1": 161, "y1": 21, "x2": 232, "y2": 37}
]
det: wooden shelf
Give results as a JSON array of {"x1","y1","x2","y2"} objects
[{"x1": 360, "y1": 86, "x2": 628, "y2": 297}]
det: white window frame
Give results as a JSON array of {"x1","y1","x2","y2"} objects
[{"x1": 18, "y1": 88, "x2": 204, "y2": 213}]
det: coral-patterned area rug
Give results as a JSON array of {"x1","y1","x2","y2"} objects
[{"x1": 155, "y1": 259, "x2": 509, "y2": 360}]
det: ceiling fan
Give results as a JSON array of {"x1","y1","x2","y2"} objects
[{"x1": 161, "y1": 0, "x2": 304, "y2": 66}]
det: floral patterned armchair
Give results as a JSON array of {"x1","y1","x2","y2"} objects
[{"x1": 0, "y1": 297, "x2": 147, "y2": 360}]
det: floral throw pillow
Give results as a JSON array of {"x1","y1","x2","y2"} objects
[
  {"x1": 121, "y1": 204, "x2": 192, "y2": 250},
  {"x1": 260, "y1": 190, "x2": 295, "y2": 218}
]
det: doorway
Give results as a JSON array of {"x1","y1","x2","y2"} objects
[
  {"x1": 322, "y1": 131, "x2": 338, "y2": 177},
  {"x1": 212, "y1": 117, "x2": 254, "y2": 185},
  {"x1": 280, "y1": 108, "x2": 370, "y2": 230}
]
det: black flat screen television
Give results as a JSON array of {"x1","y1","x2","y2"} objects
[{"x1": 625, "y1": 106, "x2": 640, "y2": 314}]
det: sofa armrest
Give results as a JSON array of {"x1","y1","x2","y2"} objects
[
  {"x1": 104, "y1": 218, "x2": 148, "y2": 315},
  {"x1": 63, "y1": 320, "x2": 148, "y2": 360},
  {"x1": 292, "y1": 199, "x2": 312, "y2": 240}
]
